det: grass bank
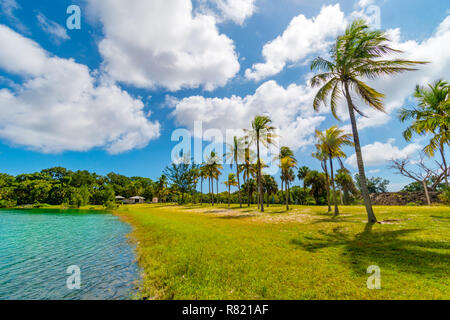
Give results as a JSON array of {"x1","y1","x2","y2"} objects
[{"x1": 115, "y1": 204, "x2": 450, "y2": 300}]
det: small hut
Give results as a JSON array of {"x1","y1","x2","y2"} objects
[
  {"x1": 115, "y1": 196, "x2": 125, "y2": 203},
  {"x1": 127, "y1": 196, "x2": 145, "y2": 204}
]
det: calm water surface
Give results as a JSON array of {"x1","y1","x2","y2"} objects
[{"x1": 0, "y1": 209, "x2": 140, "y2": 300}]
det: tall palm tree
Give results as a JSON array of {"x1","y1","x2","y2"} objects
[
  {"x1": 312, "y1": 149, "x2": 332, "y2": 213},
  {"x1": 399, "y1": 80, "x2": 449, "y2": 187},
  {"x1": 246, "y1": 115, "x2": 277, "y2": 213},
  {"x1": 226, "y1": 136, "x2": 245, "y2": 207},
  {"x1": 310, "y1": 19, "x2": 426, "y2": 223},
  {"x1": 224, "y1": 173, "x2": 238, "y2": 207},
  {"x1": 297, "y1": 166, "x2": 310, "y2": 193},
  {"x1": 315, "y1": 126, "x2": 354, "y2": 216}
]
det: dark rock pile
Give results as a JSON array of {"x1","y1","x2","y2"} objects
[{"x1": 370, "y1": 192, "x2": 442, "y2": 205}]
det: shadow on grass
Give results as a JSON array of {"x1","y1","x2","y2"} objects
[
  {"x1": 291, "y1": 224, "x2": 450, "y2": 276},
  {"x1": 216, "y1": 214, "x2": 259, "y2": 220}
]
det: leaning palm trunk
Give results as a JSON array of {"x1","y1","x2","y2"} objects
[
  {"x1": 329, "y1": 156, "x2": 339, "y2": 216},
  {"x1": 344, "y1": 83, "x2": 377, "y2": 223},
  {"x1": 322, "y1": 160, "x2": 332, "y2": 213},
  {"x1": 228, "y1": 185, "x2": 231, "y2": 207}
]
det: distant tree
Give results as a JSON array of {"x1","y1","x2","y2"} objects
[
  {"x1": 355, "y1": 174, "x2": 390, "y2": 194},
  {"x1": 335, "y1": 169, "x2": 358, "y2": 205},
  {"x1": 224, "y1": 173, "x2": 238, "y2": 207},
  {"x1": 297, "y1": 166, "x2": 310, "y2": 193},
  {"x1": 262, "y1": 175, "x2": 278, "y2": 207},
  {"x1": 242, "y1": 179, "x2": 257, "y2": 205},
  {"x1": 304, "y1": 170, "x2": 327, "y2": 204},
  {"x1": 226, "y1": 136, "x2": 245, "y2": 208},
  {"x1": 163, "y1": 160, "x2": 198, "y2": 204}
]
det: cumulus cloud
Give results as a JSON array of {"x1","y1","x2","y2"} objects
[
  {"x1": 170, "y1": 80, "x2": 325, "y2": 151},
  {"x1": 87, "y1": 0, "x2": 240, "y2": 91},
  {"x1": 245, "y1": 4, "x2": 347, "y2": 81},
  {"x1": 0, "y1": 25, "x2": 160, "y2": 154},
  {"x1": 346, "y1": 139, "x2": 422, "y2": 168},
  {"x1": 197, "y1": 0, "x2": 257, "y2": 25},
  {"x1": 36, "y1": 12, "x2": 70, "y2": 43}
]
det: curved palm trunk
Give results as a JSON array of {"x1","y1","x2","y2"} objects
[
  {"x1": 440, "y1": 144, "x2": 448, "y2": 188},
  {"x1": 322, "y1": 160, "x2": 332, "y2": 213},
  {"x1": 256, "y1": 137, "x2": 264, "y2": 213},
  {"x1": 329, "y1": 156, "x2": 339, "y2": 216},
  {"x1": 344, "y1": 82, "x2": 377, "y2": 223},
  {"x1": 228, "y1": 185, "x2": 231, "y2": 207},
  {"x1": 211, "y1": 177, "x2": 214, "y2": 206}
]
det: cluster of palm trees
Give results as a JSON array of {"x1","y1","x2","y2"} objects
[{"x1": 170, "y1": 19, "x2": 442, "y2": 224}]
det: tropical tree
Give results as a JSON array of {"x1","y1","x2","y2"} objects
[
  {"x1": 246, "y1": 115, "x2": 277, "y2": 212},
  {"x1": 226, "y1": 136, "x2": 245, "y2": 207},
  {"x1": 310, "y1": 19, "x2": 426, "y2": 223},
  {"x1": 204, "y1": 151, "x2": 223, "y2": 205},
  {"x1": 304, "y1": 170, "x2": 327, "y2": 204},
  {"x1": 315, "y1": 126, "x2": 353, "y2": 216},
  {"x1": 335, "y1": 168, "x2": 358, "y2": 205},
  {"x1": 262, "y1": 175, "x2": 278, "y2": 207},
  {"x1": 398, "y1": 80, "x2": 449, "y2": 187},
  {"x1": 312, "y1": 149, "x2": 332, "y2": 213},
  {"x1": 297, "y1": 166, "x2": 310, "y2": 193},
  {"x1": 224, "y1": 173, "x2": 238, "y2": 207},
  {"x1": 242, "y1": 179, "x2": 257, "y2": 205},
  {"x1": 278, "y1": 147, "x2": 297, "y2": 210},
  {"x1": 239, "y1": 135, "x2": 256, "y2": 207}
]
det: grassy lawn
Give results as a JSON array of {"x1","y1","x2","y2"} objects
[{"x1": 115, "y1": 204, "x2": 450, "y2": 300}]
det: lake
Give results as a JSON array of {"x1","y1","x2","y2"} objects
[{"x1": 0, "y1": 209, "x2": 140, "y2": 300}]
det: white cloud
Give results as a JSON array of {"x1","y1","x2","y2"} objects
[
  {"x1": 245, "y1": 4, "x2": 347, "y2": 81},
  {"x1": 197, "y1": 0, "x2": 257, "y2": 25},
  {"x1": 0, "y1": 25, "x2": 160, "y2": 154},
  {"x1": 87, "y1": 0, "x2": 240, "y2": 91},
  {"x1": 36, "y1": 13, "x2": 70, "y2": 43},
  {"x1": 0, "y1": 0, "x2": 28, "y2": 33},
  {"x1": 358, "y1": 0, "x2": 375, "y2": 8},
  {"x1": 171, "y1": 80, "x2": 325, "y2": 151},
  {"x1": 346, "y1": 139, "x2": 422, "y2": 168}
]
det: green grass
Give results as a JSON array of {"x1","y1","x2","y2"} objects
[{"x1": 115, "y1": 204, "x2": 450, "y2": 300}]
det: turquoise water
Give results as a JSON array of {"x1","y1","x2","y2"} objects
[{"x1": 0, "y1": 209, "x2": 140, "y2": 300}]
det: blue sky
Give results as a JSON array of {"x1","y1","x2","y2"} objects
[{"x1": 0, "y1": 0, "x2": 448, "y2": 191}]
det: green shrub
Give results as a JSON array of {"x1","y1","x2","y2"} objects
[
  {"x1": 0, "y1": 199, "x2": 16, "y2": 208},
  {"x1": 406, "y1": 202, "x2": 418, "y2": 206},
  {"x1": 439, "y1": 188, "x2": 450, "y2": 205}
]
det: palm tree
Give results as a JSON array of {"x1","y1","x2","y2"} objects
[
  {"x1": 277, "y1": 147, "x2": 297, "y2": 211},
  {"x1": 297, "y1": 166, "x2": 310, "y2": 193},
  {"x1": 242, "y1": 179, "x2": 257, "y2": 205},
  {"x1": 399, "y1": 80, "x2": 449, "y2": 187},
  {"x1": 224, "y1": 173, "x2": 238, "y2": 207},
  {"x1": 315, "y1": 126, "x2": 354, "y2": 216},
  {"x1": 246, "y1": 115, "x2": 277, "y2": 213},
  {"x1": 312, "y1": 149, "x2": 332, "y2": 213},
  {"x1": 205, "y1": 151, "x2": 223, "y2": 206},
  {"x1": 262, "y1": 175, "x2": 278, "y2": 207},
  {"x1": 310, "y1": 19, "x2": 426, "y2": 223},
  {"x1": 226, "y1": 136, "x2": 245, "y2": 207}
]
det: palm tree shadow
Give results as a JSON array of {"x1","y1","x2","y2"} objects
[{"x1": 291, "y1": 224, "x2": 450, "y2": 276}]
